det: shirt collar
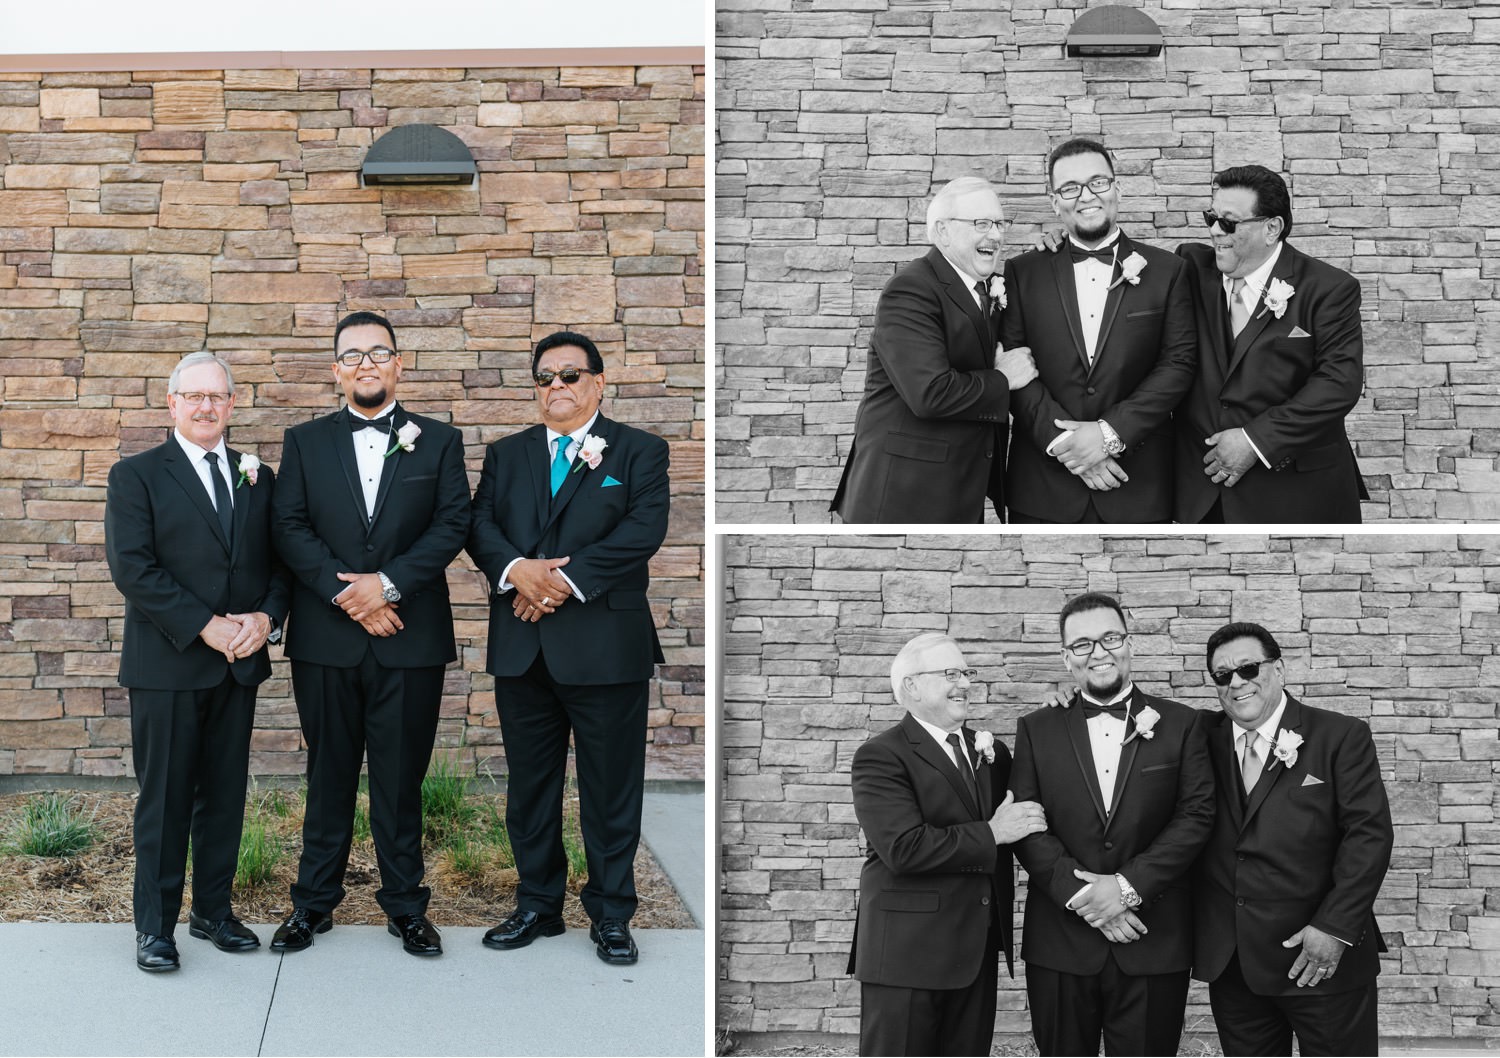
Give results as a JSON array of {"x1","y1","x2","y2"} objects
[
  {"x1": 1235, "y1": 692, "x2": 1289, "y2": 745},
  {"x1": 348, "y1": 400, "x2": 396, "y2": 422},
  {"x1": 941, "y1": 254, "x2": 986, "y2": 298},
  {"x1": 1067, "y1": 229, "x2": 1122, "y2": 254},
  {"x1": 546, "y1": 411, "x2": 601, "y2": 452},
  {"x1": 910, "y1": 711, "x2": 962, "y2": 750},
  {"x1": 1224, "y1": 241, "x2": 1284, "y2": 300},
  {"x1": 172, "y1": 429, "x2": 228, "y2": 466},
  {"x1": 1081, "y1": 682, "x2": 1134, "y2": 710}
]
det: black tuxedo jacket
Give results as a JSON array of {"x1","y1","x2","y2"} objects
[
  {"x1": 831, "y1": 247, "x2": 1011, "y2": 523},
  {"x1": 1194, "y1": 695, "x2": 1393, "y2": 996},
  {"x1": 1174, "y1": 241, "x2": 1367, "y2": 523},
  {"x1": 273, "y1": 405, "x2": 470, "y2": 669},
  {"x1": 1009, "y1": 689, "x2": 1214, "y2": 976},
  {"x1": 999, "y1": 235, "x2": 1197, "y2": 522},
  {"x1": 105, "y1": 438, "x2": 288, "y2": 690},
  {"x1": 467, "y1": 414, "x2": 669, "y2": 685},
  {"x1": 847, "y1": 713, "x2": 1013, "y2": 990}
]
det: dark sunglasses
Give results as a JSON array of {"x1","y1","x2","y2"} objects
[
  {"x1": 1209, "y1": 659, "x2": 1273, "y2": 686},
  {"x1": 534, "y1": 367, "x2": 597, "y2": 388},
  {"x1": 1202, "y1": 210, "x2": 1270, "y2": 235}
]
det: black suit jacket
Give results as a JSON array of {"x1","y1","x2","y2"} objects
[
  {"x1": 273, "y1": 405, "x2": 470, "y2": 669},
  {"x1": 1000, "y1": 235, "x2": 1197, "y2": 522},
  {"x1": 1009, "y1": 689, "x2": 1214, "y2": 976},
  {"x1": 1174, "y1": 241, "x2": 1367, "y2": 523},
  {"x1": 467, "y1": 414, "x2": 669, "y2": 685},
  {"x1": 847, "y1": 713, "x2": 1013, "y2": 990},
  {"x1": 105, "y1": 438, "x2": 288, "y2": 690},
  {"x1": 1194, "y1": 695, "x2": 1393, "y2": 996},
  {"x1": 831, "y1": 247, "x2": 1011, "y2": 523}
]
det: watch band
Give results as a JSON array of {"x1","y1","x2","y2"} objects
[{"x1": 1099, "y1": 420, "x2": 1126, "y2": 456}]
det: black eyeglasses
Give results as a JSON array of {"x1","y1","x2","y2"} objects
[
  {"x1": 941, "y1": 218, "x2": 1006, "y2": 236},
  {"x1": 1209, "y1": 659, "x2": 1274, "y2": 686},
  {"x1": 1053, "y1": 176, "x2": 1115, "y2": 201},
  {"x1": 534, "y1": 367, "x2": 597, "y2": 388},
  {"x1": 1064, "y1": 632, "x2": 1128, "y2": 657},
  {"x1": 173, "y1": 391, "x2": 232, "y2": 406},
  {"x1": 910, "y1": 667, "x2": 978, "y2": 683},
  {"x1": 336, "y1": 346, "x2": 397, "y2": 367},
  {"x1": 1202, "y1": 211, "x2": 1270, "y2": 235}
]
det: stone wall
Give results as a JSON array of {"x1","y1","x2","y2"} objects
[
  {"x1": 0, "y1": 60, "x2": 706, "y2": 779},
  {"x1": 715, "y1": 0, "x2": 1500, "y2": 523},
  {"x1": 719, "y1": 533, "x2": 1500, "y2": 1041}
]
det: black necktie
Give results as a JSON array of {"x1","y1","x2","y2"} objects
[
  {"x1": 946, "y1": 732, "x2": 979, "y2": 805},
  {"x1": 349, "y1": 412, "x2": 392, "y2": 432},
  {"x1": 1068, "y1": 243, "x2": 1117, "y2": 264},
  {"x1": 202, "y1": 451, "x2": 233, "y2": 547},
  {"x1": 1081, "y1": 699, "x2": 1127, "y2": 719},
  {"x1": 973, "y1": 279, "x2": 992, "y2": 317}
]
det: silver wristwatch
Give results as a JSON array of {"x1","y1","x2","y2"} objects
[
  {"x1": 1099, "y1": 420, "x2": 1126, "y2": 457},
  {"x1": 1116, "y1": 873, "x2": 1142, "y2": 909},
  {"x1": 377, "y1": 571, "x2": 401, "y2": 603}
]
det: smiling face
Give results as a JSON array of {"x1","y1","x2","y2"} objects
[
  {"x1": 932, "y1": 186, "x2": 1006, "y2": 279},
  {"x1": 167, "y1": 360, "x2": 235, "y2": 451},
  {"x1": 333, "y1": 322, "x2": 402, "y2": 411},
  {"x1": 1211, "y1": 636, "x2": 1286, "y2": 731},
  {"x1": 1061, "y1": 605, "x2": 1132, "y2": 701},
  {"x1": 534, "y1": 343, "x2": 606, "y2": 435},
  {"x1": 1050, "y1": 150, "x2": 1118, "y2": 246},
  {"x1": 1208, "y1": 186, "x2": 1281, "y2": 279},
  {"x1": 902, "y1": 639, "x2": 972, "y2": 733}
]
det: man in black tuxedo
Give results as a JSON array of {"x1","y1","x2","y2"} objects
[
  {"x1": 1194, "y1": 622, "x2": 1393, "y2": 1056},
  {"x1": 848, "y1": 633, "x2": 1047, "y2": 1056},
  {"x1": 105, "y1": 351, "x2": 288, "y2": 972},
  {"x1": 1175, "y1": 165, "x2": 1368, "y2": 522},
  {"x1": 830, "y1": 176, "x2": 1038, "y2": 523},
  {"x1": 468, "y1": 330, "x2": 669, "y2": 965},
  {"x1": 1000, "y1": 139, "x2": 1197, "y2": 523},
  {"x1": 271, "y1": 311, "x2": 470, "y2": 957},
  {"x1": 1011, "y1": 593, "x2": 1214, "y2": 1055}
]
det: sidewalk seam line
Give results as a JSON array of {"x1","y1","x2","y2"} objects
[{"x1": 259, "y1": 952, "x2": 282, "y2": 1056}]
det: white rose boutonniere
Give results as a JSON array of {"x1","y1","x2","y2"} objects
[
  {"x1": 1271, "y1": 728, "x2": 1303, "y2": 768},
  {"x1": 1258, "y1": 278, "x2": 1295, "y2": 319},
  {"x1": 235, "y1": 453, "x2": 260, "y2": 489},
  {"x1": 384, "y1": 421, "x2": 421, "y2": 458},
  {"x1": 1132, "y1": 704, "x2": 1160, "y2": 741},
  {"x1": 572, "y1": 433, "x2": 609, "y2": 473},
  {"x1": 1108, "y1": 251, "x2": 1148, "y2": 290},
  {"x1": 972, "y1": 729, "x2": 996, "y2": 765},
  {"x1": 988, "y1": 274, "x2": 1007, "y2": 310}
]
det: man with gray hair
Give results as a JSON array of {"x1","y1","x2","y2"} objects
[
  {"x1": 831, "y1": 177, "x2": 1039, "y2": 522},
  {"x1": 105, "y1": 351, "x2": 288, "y2": 972},
  {"x1": 848, "y1": 632, "x2": 1046, "y2": 1054}
]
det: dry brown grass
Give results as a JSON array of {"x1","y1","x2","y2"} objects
[{"x1": 0, "y1": 789, "x2": 693, "y2": 929}]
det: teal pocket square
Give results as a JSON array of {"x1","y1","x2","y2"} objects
[{"x1": 602, "y1": 475, "x2": 623, "y2": 488}]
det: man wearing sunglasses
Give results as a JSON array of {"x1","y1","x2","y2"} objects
[
  {"x1": 468, "y1": 330, "x2": 669, "y2": 966},
  {"x1": 1194, "y1": 622, "x2": 1392, "y2": 1056},
  {"x1": 849, "y1": 633, "x2": 1046, "y2": 1055},
  {"x1": 1010, "y1": 593, "x2": 1214, "y2": 1055},
  {"x1": 271, "y1": 311, "x2": 470, "y2": 958},
  {"x1": 1174, "y1": 165, "x2": 1368, "y2": 523},
  {"x1": 999, "y1": 139, "x2": 1197, "y2": 524},
  {"x1": 830, "y1": 176, "x2": 1039, "y2": 523}
]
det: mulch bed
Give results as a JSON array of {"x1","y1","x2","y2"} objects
[{"x1": 0, "y1": 790, "x2": 694, "y2": 930}]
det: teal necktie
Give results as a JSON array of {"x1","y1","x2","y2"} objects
[{"x1": 550, "y1": 436, "x2": 571, "y2": 496}]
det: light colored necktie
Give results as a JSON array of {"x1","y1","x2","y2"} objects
[
  {"x1": 549, "y1": 437, "x2": 572, "y2": 496},
  {"x1": 1229, "y1": 277, "x2": 1249, "y2": 337},
  {"x1": 1241, "y1": 731, "x2": 1263, "y2": 793}
]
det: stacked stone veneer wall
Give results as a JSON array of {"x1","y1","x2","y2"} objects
[
  {"x1": 715, "y1": 0, "x2": 1500, "y2": 523},
  {"x1": 0, "y1": 61, "x2": 705, "y2": 778},
  {"x1": 720, "y1": 533, "x2": 1500, "y2": 1040}
]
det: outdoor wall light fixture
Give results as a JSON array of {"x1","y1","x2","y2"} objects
[
  {"x1": 1064, "y1": 5, "x2": 1164, "y2": 57},
  {"x1": 360, "y1": 123, "x2": 477, "y2": 186}
]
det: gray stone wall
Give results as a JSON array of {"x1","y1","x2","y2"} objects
[
  {"x1": 719, "y1": 533, "x2": 1500, "y2": 1041},
  {"x1": 715, "y1": 0, "x2": 1500, "y2": 523}
]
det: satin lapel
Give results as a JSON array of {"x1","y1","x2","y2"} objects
[
  {"x1": 1090, "y1": 235, "x2": 1132, "y2": 375},
  {"x1": 367, "y1": 404, "x2": 405, "y2": 529},
  {"x1": 1206, "y1": 714, "x2": 1245, "y2": 830},
  {"x1": 1227, "y1": 246, "x2": 1297, "y2": 382},
  {"x1": 1049, "y1": 247, "x2": 1090, "y2": 374},
  {"x1": 1199, "y1": 254, "x2": 1234, "y2": 377},
  {"x1": 163, "y1": 442, "x2": 230, "y2": 553},
  {"x1": 332, "y1": 408, "x2": 369, "y2": 525},
  {"x1": 226, "y1": 445, "x2": 253, "y2": 560},
  {"x1": 902, "y1": 713, "x2": 979, "y2": 819},
  {"x1": 1103, "y1": 688, "x2": 1145, "y2": 832},
  {"x1": 930, "y1": 248, "x2": 991, "y2": 353},
  {"x1": 1243, "y1": 695, "x2": 1303, "y2": 830},
  {"x1": 1064, "y1": 694, "x2": 1109, "y2": 827},
  {"x1": 541, "y1": 418, "x2": 609, "y2": 536}
]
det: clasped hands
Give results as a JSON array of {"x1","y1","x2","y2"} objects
[
  {"x1": 1049, "y1": 419, "x2": 1128, "y2": 492},
  {"x1": 509, "y1": 556, "x2": 573, "y2": 625},
  {"x1": 1068, "y1": 868, "x2": 1148, "y2": 945},
  {"x1": 199, "y1": 611, "x2": 273, "y2": 663},
  {"x1": 334, "y1": 572, "x2": 402, "y2": 637}
]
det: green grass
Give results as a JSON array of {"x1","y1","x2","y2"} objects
[
  {"x1": 235, "y1": 818, "x2": 281, "y2": 889},
  {"x1": 444, "y1": 834, "x2": 488, "y2": 882},
  {"x1": 352, "y1": 777, "x2": 371, "y2": 843},
  {"x1": 561, "y1": 778, "x2": 588, "y2": 881},
  {"x1": 3, "y1": 793, "x2": 97, "y2": 858},
  {"x1": 483, "y1": 804, "x2": 515, "y2": 869},
  {"x1": 421, "y1": 753, "x2": 477, "y2": 840}
]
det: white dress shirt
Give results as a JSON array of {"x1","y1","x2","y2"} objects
[
  {"x1": 496, "y1": 410, "x2": 599, "y2": 603},
  {"x1": 912, "y1": 713, "x2": 971, "y2": 774},
  {"x1": 1083, "y1": 681, "x2": 1134, "y2": 810},
  {"x1": 347, "y1": 400, "x2": 396, "y2": 522},
  {"x1": 1069, "y1": 230, "x2": 1122, "y2": 364},
  {"x1": 171, "y1": 430, "x2": 233, "y2": 512},
  {"x1": 1233, "y1": 692, "x2": 1289, "y2": 784}
]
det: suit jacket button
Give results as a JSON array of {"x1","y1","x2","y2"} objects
[
  {"x1": 538, "y1": 552, "x2": 548, "y2": 560},
  {"x1": 365, "y1": 544, "x2": 374, "y2": 552},
  {"x1": 1237, "y1": 853, "x2": 1245, "y2": 862},
  {"x1": 981, "y1": 896, "x2": 989, "y2": 905},
  {"x1": 1086, "y1": 386, "x2": 1097, "y2": 395},
  {"x1": 1104, "y1": 841, "x2": 1113, "y2": 850},
  {"x1": 1236, "y1": 897, "x2": 1245, "y2": 907}
]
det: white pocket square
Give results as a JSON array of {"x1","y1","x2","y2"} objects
[
  {"x1": 1301, "y1": 774, "x2": 1324, "y2": 787},
  {"x1": 1287, "y1": 325, "x2": 1311, "y2": 338}
]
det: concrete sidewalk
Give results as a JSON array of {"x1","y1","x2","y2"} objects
[{"x1": 0, "y1": 788, "x2": 705, "y2": 1057}]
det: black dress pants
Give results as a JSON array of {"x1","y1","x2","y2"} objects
[
  {"x1": 1209, "y1": 952, "x2": 1379, "y2": 1056},
  {"x1": 1026, "y1": 953, "x2": 1190, "y2": 1056}
]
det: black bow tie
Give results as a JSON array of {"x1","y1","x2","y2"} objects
[
  {"x1": 1081, "y1": 699, "x2": 1128, "y2": 719},
  {"x1": 349, "y1": 413, "x2": 393, "y2": 432},
  {"x1": 1068, "y1": 243, "x2": 1118, "y2": 264}
]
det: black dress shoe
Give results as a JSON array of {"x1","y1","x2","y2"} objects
[
  {"x1": 270, "y1": 908, "x2": 331, "y2": 952},
  {"x1": 482, "y1": 909, "x2": 565, "y2": 950},
  {"x1": 189, "y1": 912, "x2": 261, "y2": 952},
  {"x1": 387, "y1": 913, "x2": 443, "y2": 957},
  {"x1": 589, "y1": 918, "x2": 639, "y2": 965},
  {"x1": 136, "y1": 932, "x2": 180, "y2": 973}
]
